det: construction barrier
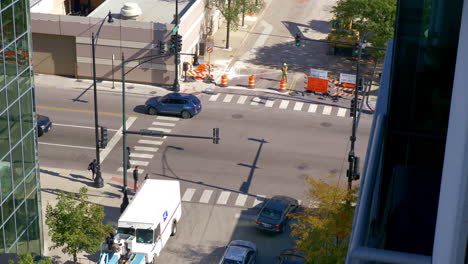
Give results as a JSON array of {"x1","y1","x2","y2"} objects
[
  {"x1": 304, "y1": 75, "x2": 328, "y2": 93},
  {"x1": 221, "y1": 74, "x2": 228, "y2": 87},
  {"x1": 279, "y1": 79, "x2": 287, "y2": 92},
  {"x1": 248, "y1": 74, "x2": 255, "y2": 88}
]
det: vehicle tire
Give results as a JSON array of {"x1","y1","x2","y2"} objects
[
  {"x1": 37, "y1": 127, "x2": 43, "y2": 137},
  {"x1": 148, "y1": 107, "x2": 158, "y2": 115},
  {"x1": 181, "y1": 110, "x2": 191, "y2": 119},
  {"x1": 170, "y1": 220, "x2": 177, "y2": 236}
]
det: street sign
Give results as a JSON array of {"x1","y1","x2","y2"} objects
[
  {"x1": 171, "y1": 25, "x2": 179, "y2": 34},
  {"x1": 310, "y1": 68, "x2": 328, "y2": 80},
  {"x1": 340, "y1": 73, "x2": 356, "y2": 84}
]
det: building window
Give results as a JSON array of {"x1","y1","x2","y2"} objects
[
  {"x1": 25, "y1": 188, "x2": 37, "y2": 224},
  {"x1": 0, "y1": 112, "x2": 8, "y2": 159},
  {"x1": 15, "y1": 201, "x2": 27, "y2": 240},
  {"x1": 14, "y1": 0, "x2": 27, "y2": 38},
  {"x1": 27, "y1": 218, "x2": 40, "y2": 255},
  {"x1": 4, "y1": 214, "x2": 16, "y2": 251},
  {"x1": 0, "y1": 226, "x2": 5, "y2": 253},
  {"x1": 20, "y1": 91, "x2": 32, "y2": 138},
  {"x1": 1, "y1": 7, "x2": 14, "y2": 48},
  {"x1": 0, "y1": 158, "x2": 13, "y2": 201},
  {"x1": 7, "y1": 101, "x2": 20, "y2": 148},
  {"x1": 11, "y1": 142, "x2": 23, "y2": 188},
  {"x1": 6, "y1": 78, "x2": 17, "y2": 105},
  {"x1": 22, "y1": 132, "x2": 34, "y2": 178}
]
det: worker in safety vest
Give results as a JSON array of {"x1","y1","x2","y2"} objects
[{"x1": 281, "y1": 63, "x2": 288, "y2": 82}]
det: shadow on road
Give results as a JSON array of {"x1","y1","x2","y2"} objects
[{"x1": 238, "y1": 138, "x2": 268, "y2": 194}]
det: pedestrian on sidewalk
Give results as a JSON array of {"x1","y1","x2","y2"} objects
[
  {"x1": 281, "y1": 63, "x2": 288, "y2": 82},
  {"x1": 144, "y1": 173, "x2": 150, "y2": 180},
  {"x1": 88, "y1": 159, "x2": 97, "y2": 180},
  {"x1": 133, "y1": 166, "x2": 139, "y2": 192}
]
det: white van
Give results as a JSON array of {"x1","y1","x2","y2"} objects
[{"x1": 112, "y1": 179, "x2": 182, "y2": 264}]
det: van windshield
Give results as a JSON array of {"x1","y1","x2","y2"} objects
[
  {"x1": 136, "y1": 229, "x2": 154, "y2": 244},
  {"x1": 118, "y1": 227, "x2": 135, "y2": 236}
]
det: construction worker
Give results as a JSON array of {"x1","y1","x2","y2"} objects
[{"x1": 281, "y1": 63, "x2": 288, "y2": 82}]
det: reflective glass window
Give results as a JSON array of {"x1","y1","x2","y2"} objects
[
  {"x1": 0, "y1": 51, "x2": 5, "y2": 88},
  {"x1": 14, "y1": 0, "x2": 27, "y2": 38},
  {"x1": 4, "y1": 214, "x2": 16, "y2": 250},
  {"x1": 6, "y1": 78, "x2": 17, "y2": 105},
  {"x1": 0, "y1": 112, "x2": 8, "y2": 159},
  {"x1": 0, "y1": 87, "x2": 6, "y2": 110},
  {"x1": 1, "y1": 7, "x2": 14, "y2": 47},
  {"x1": 0, "y1": 156, "x2": 12, "y2": 201},
  {"x1": 11, "y1": 142, "x2": 23, "y2": 187},
  {"x1": 2, "y1": 194, "x2": 13, "y2": 220},
  {"x1": 18, "y1": 68, "x2": 30, "y2": 96},
  {"x1": 0, "y1": 227, "x2": 4, "y2": 253},
  {"x1": 25, "y1": 189, "x2": 37, "y2": 223},
  {"x1": 14, "y1": 181, "x2": 24, "y2": 208},
  {"x1": 16, "y1": 36, "x2": 28, "y2": 72},
  {"x1": 17, "y1": 229, "x2": 27, "y2": 254},
  {"x1": 24, "y1": 170, "x2": 36, "y2": 197},
  {"x1": 1, "y1": 0, "x2": 13, "y2": 9},
  {"x1": 8, "y1": 101, "x2": 20, "y2": 148},
  {"x1": 15, "y1": 201, "x2": 26, "y2": 238},
  {"x1": 20, "y1": 92, "x2": 33, "y2": 138},
  {"x1": 27, "y1": 218, "x2": 40, "y2": 255}
]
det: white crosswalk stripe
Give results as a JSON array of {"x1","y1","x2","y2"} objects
[
  {"x1": 129, "y1": 153, "x2": 153, "y2": 159},
  {"x1": 279, "y1": 100, "x2": 289, "y2": 109},
  {"x1": 293, "y1": 102, "x2": 304, "y2": 111},
  {"x1": 308, "y1": 104, "x2": 318, "y2": 113},
  {"x1": 337, "y1": 108, "x2": 347, "y2": 117},
  {"x1": 265, "y1": 100, "x2": 275, "y2": 107},
  {"x1": 182, "y1": 188, "x2": 196, "y2": 202},
  {"x1": 118, "y1": 167, "x2": 144, "y2": 174},
  {"x1": 134, "y1": 146, "x2": 159, "y2": 152},
  {"x1": 323, "y1": 106, "x2": 332, "y2": 115},
  {"x1": 250, "y1": 97, "x2": 261, "y2": 106},
  {"x1": 148, "y1": 127, "x2": 172, "y2": 133},
  {"x1": 156, "y1": 116, "x2": 179, "y2": 121},
  {"x1": 130, "y1": 160, "x2": 149, "y2": 166},
  {"x1": 237, "y1": 96, "x2": 248, "y2": 104},
  {"x1": 235, "y1": 194, "x2": 248, "y2": 206},
  {"x1": 152, "y1": 122, "x2": 176, "y2": 127},
  {"x1": 138, "y1": 139, "x2": 163, "y2": 145},
  {"x1": 252, "y1": 195, "x2": 266, "y2": 207},
  {"x1": 209, "y1": 94, "x2": 220, "y2": 101},
  {"x1": 223, "y1": 94, "x2": 234, "y2": 103},
  {"x1": 199, "y1": 190, "x2": 213, "y2": 203},
  {"x1": 216, "y1": 191, "x2": 231, "y2": 205},
  {"x1": 143, "y1": 135, "x2": 167, "y2": 139}
]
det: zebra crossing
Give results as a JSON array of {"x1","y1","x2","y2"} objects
[
  {"x1": 205, "y1": 93, "x2": 350, "y2": 117},
  {"x1": 116, "y1": 116, "x2": 180, "y2": 174}
]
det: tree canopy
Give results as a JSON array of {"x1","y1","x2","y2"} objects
[
  {"x1": 290, "y1": 177, "x2": 358, "y2": 264},
  {"x1": 45, "y1": 187, "x2": 113, "y2": 264}
]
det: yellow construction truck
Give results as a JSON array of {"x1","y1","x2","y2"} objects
[{"x1": 327, "y1": 17, "x2": 360, "y2": 56}]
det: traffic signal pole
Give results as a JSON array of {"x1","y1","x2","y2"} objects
[{"x1": 173, "y1": 0, "x2": 180, "y2": 92}]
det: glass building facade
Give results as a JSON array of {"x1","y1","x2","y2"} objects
[{"x1": 0, "y1": 0, "x2": 43, "y2": 256}]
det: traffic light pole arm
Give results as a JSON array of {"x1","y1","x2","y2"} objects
[{"x1": 125, "y1": 129, "x2": 220, "y2": 143}]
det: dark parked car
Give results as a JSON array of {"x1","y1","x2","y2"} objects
[
  {"x1": 37, "y1": 114, "x2": 52, "y2": 137},
  {"x1": 218, "y1": 240, "x2": 257, "y2": 264},
  {"x1": 277, "y1": 249, "x2": 305, "y2": 264},
  {"x1": 255, "y1": 195, "x2": 298, "y2": 233},
  {"x1": 145, "y1": 93, "x2": 202, "y2": 119}
]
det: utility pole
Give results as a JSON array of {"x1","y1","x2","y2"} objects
[{"x1": 173, "y1": 0, "x2": 180, "y2": 92}]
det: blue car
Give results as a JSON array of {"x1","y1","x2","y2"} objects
[
  {"x1": 37, "y1": 114, "x2": 52, "y2": 137},
  {"x1": 145, "y1": 93, "x2": 202, "y2": 119}
]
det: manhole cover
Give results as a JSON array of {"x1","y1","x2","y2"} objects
[
  {"x1": 297, "y1": 163, "x2": 309, "y2": 170},
  {"x1": 127, "y1": 86, "x2": 134, "y2": 89},
  {"x1": 320, "y1": 122, "x2": 332, "y2": 127},
  {"x1": 149, "y1": 91, "x2": 157, "y2": 94},
  {"x1": 232, "y1": 114, "x2": 243, "y2": 119}
]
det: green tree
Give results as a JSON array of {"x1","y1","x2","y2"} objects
[
  {"x1": 45, "y1": 187, "x2": 113, "y2": 264},
  {"x1": 8, "y1": 253, "x2": 53, "y2": 264},
  {"x1": 290, "y1": 177, "x2": 357, "y2": 264}
]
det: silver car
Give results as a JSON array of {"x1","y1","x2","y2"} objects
[{"x1": 218, "y1": 240, "x2": 257, "y2": 264}]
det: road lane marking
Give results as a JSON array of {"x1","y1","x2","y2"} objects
[
  {"x1": 252, "y1": 195, "x2": 266, "y2": 207},
  {"x1": 54, "y1": 123, "x2": 119, "y2": 131},
  {"x1": 322, "y1": 106, "x2": 332, "y2": 115},
  {"x1": 223, "y1": 94, "x2": 234, "y2": 103},
  {"x1": 265, "y1": 100, "x2": 275, "y2": 107},
  {"x1": 152, "y1": 122, "x2": 176, "y2": 127},
  {"x1": 182, "y1": 188, "x2": 196, "y2": 202},
  {"x1": 279, "y1": 100, "x2": 289, "y2": 109},
  {"x1": 134, "y1": 146, "x2": 159, "y2": 152},
  {"x1": 216, "y1": 191, "x2": 231, "y2": 205},
  {"x1": 237, "y1": 96, "x2": 248, "y2": 104},
  {"x1": 250, "y1": 97, "x2": 261, "y2": 105},
  {"x1": 199, "y1": 190, "x2": 213, "y2": 203},
  {"x1": 138, "y1": 139, "x2": 163, "y2": 145},
  {"x1": 308, "y1": 104, "x2": 318, "y2": 113},
  {"x1": 288, "y1": 76, "x2": 298, "y2": 94},
  {"x1": 209, "y1": 94, "x2": 220, "y2": 101},
  {"x1": 101, "y1": 117, "x2": 137, "y2": 162},
  {"x1": 148, "y1": 127, "x2": 172, "y2": 133},
  {"x1": 156, "y1": 116, "x2": 179, "y2": 121},
  {"x1": 337, "y1": 108, "x2": 347, "y2": 117},
  {"x1": 293, "y1": 102, "x2": 304, "y2": 111},
  {"x1": 118, "y1": 167, "x2": 144, "y2": 174},
  {"x1": 130, "y1": 160, "x2": 149, "y2": 166},
  {"x1": 36, "y1": 105, "x2": 136, "y2": 117},
  {"x1": 235, "y1": 194, "x2": 248, "y2": 206},
  {"x1": 130, "y1": 153, "x2": 153, "y2": 159},
  {"x1": 38, "y1": 142, "x2": 94, "y2": 149}
]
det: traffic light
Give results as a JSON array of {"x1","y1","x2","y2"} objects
[
  {"x1": 295, "y1": 33, "x2": 301, "y2": 47},
  {"x1": 354, "y1": 41, "x2": 360, "y2": 54},
  {"x1": 193, "y1": 55, "x2": 199, "y2": 66},
  {"x1": 350, "y1": 98, "x2": 356, "y2": 117},
  {"x1": 100, "y1": 126, "x2": 108, "y2": 148},
  {"x1": 176, "y1": 34, "x2": 182, "y2": 52},
  {"x1": 170, "y1": 34, "x2": 177, "y2": 53},
  {"x1": 353, "y1": 156, "x2": 360, "y2": 180},
  {"x1": 213, "y1": 128, "x2": 219, "y2": 144},
  {"x1": 159, "y1": 40, "x2": 166, "y2": 54},
  {"x1": 125, "y1": 146, "x2": 131, "y2": 170}
]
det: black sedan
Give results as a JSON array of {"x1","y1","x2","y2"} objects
[
  {"x1": 277, "y1": 249, "x2": 305, "y2": 264},
  {"x1": 37, "y1": 114, "x2": 52, "y2": 137},
  {"x1": 218, "y1": 240, "x2": 257, "y2": 264},
  {"x1": 255, "y1": 196, "x2": 298, "y2": 233}
]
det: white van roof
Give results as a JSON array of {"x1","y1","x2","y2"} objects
[{"x1": 119, "y1": 179, "x2": 180, "y2": 229}]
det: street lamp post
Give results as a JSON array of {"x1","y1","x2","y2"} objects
[
  {"x1": 91, "y1": 11, "x2": 113, "y2": 188},
  {"x1": 173, "y1": 0, "x2": 180, "y2": 92}
]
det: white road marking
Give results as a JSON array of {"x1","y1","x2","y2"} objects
[
  {"x1": 38, "y1": 142, "x2": 95, "y2": 150},
  {"x1": 293, "y1": 102, "x2": 304, "y2": 111},
  {"x1": 118, "y1": 167, "x2": 144, "y2": 174},
  {"x1": 182, "y1": 188, "x2": 196, "y2": 202},
  {"x1": 223, "y1": 94, "x2": 234, "y2": 103},
  {"x1": 216, "y1": 191, "x2": 231, "y2": 205},
  {"x1": 252, "y1": 195, "x2": 266, "y2": 207},
  {"x1": 129, "y1": 153, "x2": 153, "y2": 159},
  {"x1": 134, "y1": 146, "x2": 159, "y2": 152},
  {"x1": 337, "y1": 108, "x2": 347, "y2": 117},
  {"x1": 54, "y1": 123, "x2": 119, "y2": 132},
  {"x1": 209, "y1": 94, "x2": 220, "y2": 101},
  {"x1": 199, "y1": 190, "x2": 213, "y2": 203},
  {"x1": 138, "y1": 139, "x2": 163, "y2": 145},
  {"x1": 235, "y1": 194, "x2": 248, "y2": 207},
  {"x1": 323, "y1": 106, "x2": 332, "y2": 115},
  {"x1": 279, "y1": 100, "x2": 289, "y2": 109},
  {"x1": 152, "y1": 122, "x2": 176, "y2": 127},
  {"x1": 101, "y1": 117, "x2": 137, "y2": 162},
  {"x1": 130, "y1": 160, "x2": 149, "y2": 166},
  {"x1": 148, "y1": 127, "x2": 172, "y2": 133},
  {"x1": 250, "y1": 97, "x2": 261, "y2": 106},
  {"x1": 265, "y1": 100, "x2": 275, "y2": 107},
  {"x1": 156, "y1": 116, "x2": 179, "y2": 121},
  {"x1": 237, "y1": 96, "x2": 248, "y2": 104},
  {"x1": 308, "y1": 104, "x2": 318, "y2": 113}
]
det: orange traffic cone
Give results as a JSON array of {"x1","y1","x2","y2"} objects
[
  {"x1": 221, "y1": 74, "x2": 228, "y2": 87},
  {"x1": 279, "y1": 78, "x2": 287, "y2": 92},
  {"x1": 248, "y1": 74, "x2": 256, "y2": 88}
]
